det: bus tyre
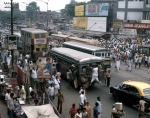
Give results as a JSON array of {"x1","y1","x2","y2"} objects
[{"x1": 80, "y1": 76, "x2": 89, "y2": 84}]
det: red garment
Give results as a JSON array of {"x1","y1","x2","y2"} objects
[{"x1": 69, "y1": 107, "x2": 77, "y2": 118}]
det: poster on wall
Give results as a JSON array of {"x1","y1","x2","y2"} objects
[
  {"x1": 75, "y1": 5, "x2": 84, "y2": 16},
  {"x1": 37, "y1": 57, "x2": 52, "y2": 79},
  {"x1": 87, "y1": 17, "x2": 107, "y2": 32},
  {"x1": 85, "y1": 3, "x2": 109, "y2": 16},
  {"x1": 72, "y1": 17, "x2": 87, "y2": 30}
]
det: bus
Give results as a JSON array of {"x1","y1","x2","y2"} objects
[
  {"x1": 141, "y1": 44, "x2": 150, "y2": 56},
  {"x1": 50, "y1": 47, "x2": 104, "y2": 89},
  {"x1": 63, "y1": 41, "x2": 111, "y2": 70},
  {"x1": 14, "y1": 32, "x2": 22, "y2": 50},
  {"x1": 21, "y1": 28, "x2": 49, "y2": 61},
  {"x1": 51, "y1": 34, "x2": 100, "y2": 46}
]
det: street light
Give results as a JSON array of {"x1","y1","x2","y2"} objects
[{"x1": 37, "y1": 0, "x2": 49, "y2": 29}]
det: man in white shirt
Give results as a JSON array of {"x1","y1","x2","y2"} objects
[
  {"x1": 97, "y1": 96, "x2": 102, "y2": 118},
  {"x1": 48, "y1": 84, "x2": 54, "y2": 102},
  {"x1": 91, "y1": 65, "x2": 99, "y2": 84},
  {"x1": 7, "y1": 93, "x2": 15, "y2": 118},
  {"x1": 74, "y1": 109, "x2": 82, "y2": 118},
  {"x1": 5, "y1": 90, "x2": 10, "y2": 105},
  {"x1": 79, "y1": 91, "x2": 84, "y2": 111}
]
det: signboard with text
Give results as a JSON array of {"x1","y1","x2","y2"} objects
[
  {"x1": 75, "y1": 5, "x2": 84, "y2": 16},
  {"x1": 124, "y1": 22, "x2": 150, "y2": 30},
  {"x1": 34, "y1": 38, "x2": 47, "y2": 45},
  {"x1": 85, "y1": 3, "x2": 109, "y2": 16},
  {"x1": 72, "y1": 17, "x2": 87, "y2": 30}
]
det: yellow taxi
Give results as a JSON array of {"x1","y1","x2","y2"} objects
[{"x1": 110, "y1": 80, "x2": 150, "y2": 105}]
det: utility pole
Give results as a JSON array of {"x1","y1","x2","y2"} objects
[{"x1": 4, "y1": 0, "x2": 17, "y2": 74}]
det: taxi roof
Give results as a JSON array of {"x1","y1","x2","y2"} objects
[{"x1": 123, "y1": 81, "x2": 150, "y2": 90}]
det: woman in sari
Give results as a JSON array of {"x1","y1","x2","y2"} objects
[{"x1": 85, "y1": 102, "x2": 91, "y2": 118}]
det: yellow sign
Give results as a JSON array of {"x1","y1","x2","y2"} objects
[
  {"x1": 72, "y1": 17, "x2": 87, "y2": 30},
  {"x1": 113, "y1": 22, "x2": 121, "y2": 28},
  {"x1": 137, "y1": 37, "x2": 142, "y2": 45},
  {"x1": 75, "y1": 5, "x2": 84, "y2": 16}
]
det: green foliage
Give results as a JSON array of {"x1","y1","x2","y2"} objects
[
  {"x1": 26, "y1": 2, "x2": 40, "y2": 21},
  {"x1": 0, "y1": 9, "x2": 25, "y2": 23},
  {"x1": 61, "y1": 0, "x2": 86, "y2": 21}
]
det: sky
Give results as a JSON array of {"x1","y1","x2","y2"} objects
[{"x1": 0, "y1": 0, "x2": 91, "y2": 12}]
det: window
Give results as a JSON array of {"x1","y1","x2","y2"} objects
[
  {"x1": 36, "y1": 48, "x2": 40, "y2": 51},
  {"x1": 41, "y1": 33, "x2": 45, "y2": 38},
  {"x1": 35, "y1": 34, "x2": 39, "y2": 38},
  {"x1": 42, "y1": 48, "x2": 46, "y2": 51},
  {"x1": 102, "y1": 53, "x2": 104, "y2": 57},
  {"x1": 143, "y1": 88, "x2": 150, "y2": 95}
]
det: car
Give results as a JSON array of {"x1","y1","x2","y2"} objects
[{"x1": 110, "y1": 80, "x2": 150, "y2": 106}]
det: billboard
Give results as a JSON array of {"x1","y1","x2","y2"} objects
[
  {"x1": 87, "y1": 17, "x2": 107, "y2": 32},
  {"x1": 8, "y1": 35, "x2": 17, "y2": 50},
  {"x1": 37, "y1": 57, "x2": 51, "y2": 79},
  {"x1": 72, "y1": 17, "x2": 87, "y2": 30},
  {"x1": 85, "y1": 3, "x2": 109, "y2": 16},
  {"x1": 75, "y1": 5, "x2": 84, "y2": 16},
  {"x1": 119, "y1": 28, "x2": 137, "y2": 35},
  {"x1": 124, "y1": 22, "x2": 150, "y2": 30}
]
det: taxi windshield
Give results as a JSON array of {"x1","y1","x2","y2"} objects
[{"x1": 143, "y1": 88, "x2": 150, "y2": 95}]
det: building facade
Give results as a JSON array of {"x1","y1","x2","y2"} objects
[
  {"x1": 116, "y1": 0, "x2": 150, "y2": 21},
  {"x1": 33, "y1": 10, "x2": 61, "y2": 23}
]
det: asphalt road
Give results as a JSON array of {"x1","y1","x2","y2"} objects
[
  {"x1": 0, "y1": 61, "x2": 149, "y2": 118},
  {"x1": 52, "y1": 61, "x2": 150, "y2": 118}
]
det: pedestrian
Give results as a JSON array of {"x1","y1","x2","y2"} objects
[
  {"x1": 93, "y1": 102, "x2": 99, "y2": 118},
  {"x1": 19, "y1": 85, "x2": 26, "y2": 100},
  {"x1": 138, "y1": 55, "x2": 142, "y2": 69},
  {"x1": 67, "y1": 69, "x2": 71, "y2": 89},
  {"x1": 48, "y1": 84, "x2": 54, "y2": 102},
  {"x1": 31, "y1": 67, "x2": 37, "y2": 85},
  {"x1": 79, "y1": 91, "x2": 85, "y2": 111},
  {"x1": 79, "y1": 87, "x2": 87, "y2": 105},
  {"x1": 91, "y1": 65, "x2": 100, "y2": 84},
  {"x1": 56, "y1": 89, "x2": 64, "y2": 114},
  {"x1": 82, "y1": 107, "x2": 88, "y2": 118},
  {"x1": 85, "y1": 102, "x2": 91, "y2": 118},
  {"x1": 69, "y1": 103, "x2": 77, "y2": 118},
  {"x1": 135, "y1": 56, "x2": 138, "y2": 69},
  {"x1": 144, "y1": 55, "x2": 148, "y2": 66},
  {"x1": 7, "y1": 93, "x2": 15, "y2": 118},
  {"x1": 74, "y1": 109, "x2": 82, "y2": 118},
  {"x1": 126, "y1": 58, "x2": 132, "y2": 72},
  {"x1": 97, "y1": 97, "x2": 102, "y2": 118},
  {"x1": 54, "y1": 76, "x2": 60, "y2": 95},
  {"x1": 139, "y1": 96, "x2": 148, "y2": 115},
  {"x1": 24, "y1": 58, "x2": 28, "y2": 71},
  {"x1": 115, "y1": 56, "x2": 120, "y2": 72},
  {"x1": 106, "y1": 70, "x2": 111, "y2": 87}
]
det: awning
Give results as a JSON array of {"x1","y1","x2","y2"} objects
[{"x1": 21, "y1": 104, "x2": 59, "y2": 118}]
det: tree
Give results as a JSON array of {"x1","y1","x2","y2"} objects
[
  {"x1": 26, "y1": 2, "x2": 40, "y2": 21},
  {"x1": 13, "y1": 9, "x2": 25, "y2": 22},
  {"x1": 61, "y1": 0, "x2": 86, "y2": 21}
]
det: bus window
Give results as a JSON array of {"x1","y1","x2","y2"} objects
[
  {"x1": 36, "y1": 48, "x2": 40, "y2": 51},
  {"x1": 41, "y1": 33, "x2": 45, "y2": 38},
  {"x1": 95, "y1": 53, "x2": 101, "y2": 57},
  {"x1": 42, "y1": 48, "x2": 46, "y2": 51},
  {"x1": 102, "y1": 53, "x2": 104, "y2": 57},
  {"x1": 108, "y1": 53, "x2": 110, "y2": 56},
  {"x1": 35, "y1": 34, "x2": 39, "y2": 38}
]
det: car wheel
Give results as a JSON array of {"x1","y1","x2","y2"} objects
[{"x1": 112, "y1": 92, "x2": 119, "y2": 102}]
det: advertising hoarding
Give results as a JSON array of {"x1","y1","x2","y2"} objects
[
  {"x1": 8, "y1": 35, "x2": 17, "y2": 50},
  {"x1": 37, "y1": 57, "x2": 51, "y2": 79},
  {"x1": 72, "y1": 17, "x2": 87, "y2": 30},
  {"x1": 85, "y1": 3, "x2": 109, "y2": 16},
  {"x1": 87, "y1": 17, "x2": 107, "y2": 32},
  {"x1": 34, "y1": 38, "x2": 47, "y2": 45},
  {"x1": 119, "y1": 28, "x2": 137, "y2": 35},
  {"x1": 124, "y1": 22, "x2": 150, "y2": 30},
  {"x1": 113, "y1": 22, "x2": 122, "y2": 28},
  {"x1": 75, "y1": 5, "x2": 84, "y2": 16}
]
